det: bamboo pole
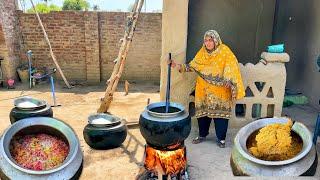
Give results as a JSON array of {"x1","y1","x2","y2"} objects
[{"x1": 29, "y1": 0, "x2": 71, "y2": 89}]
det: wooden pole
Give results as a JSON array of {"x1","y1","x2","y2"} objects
[
  {"x1": 29, "y1": 0, "x2": 72, "y2": 89},
  {"x1": 124, "y1": 80, "x2": 130, "y2": 96},
  {"x1": 97, "y1": 0, "x2": 144, "y2": 113}
]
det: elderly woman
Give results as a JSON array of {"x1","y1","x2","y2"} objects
[{"x1": 169, "y1": 30, "x2": 245, "y2": 148}]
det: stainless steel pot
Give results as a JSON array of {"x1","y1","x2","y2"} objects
[
  {"x1": 234, "y1": 117, "x2": 313, "y2": 166},
  {"x1": 0, "y1": 117, "x2": 83, "y2": 180}
]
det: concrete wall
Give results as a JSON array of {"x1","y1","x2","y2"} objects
[
  {"x1": 160, "y1": 0, "x2": 196, "y2": 111},
  {"x1": 161, "y1": 0, "x2": 277, "y2": 106},
  {"x1": 187, "y1": 0, "x2": 276, "y2": 64},
  {"x1": 17, "y1": 11, "x2": 162, "y2": 83},
  {"x1": 160, "y1": 0, "x2": 289, "y2": 128},
  {"x1": 273, "y1": 0, "x2": 320, "y2": 108}
]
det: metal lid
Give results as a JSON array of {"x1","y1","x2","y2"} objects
[
  {"x1": 14, "y1": 97, "x2": 47, "y2": 110},
  {"x1": 88, "y1": 113, "x2": 121, "y2": 127}
]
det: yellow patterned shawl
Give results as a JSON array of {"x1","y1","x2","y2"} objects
[{"x1": 188, "y1": 44, "x2": 245, "y2": 119}]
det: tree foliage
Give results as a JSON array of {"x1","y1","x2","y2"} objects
[
  {"x1": 27, "y1": 3, "x2": 61, "y2": 13},
  {"x1": 62, "y1": 0, "x2": 89, "y2": 11}
]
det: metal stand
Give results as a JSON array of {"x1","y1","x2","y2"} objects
[
  {"x1": 50, "y1": 74, "x2": 61, "y2": 107},
  {"x1": 27, "y1": 50, "x2": 35, "y2": 89},
  {"x1": 26, "y1": 50, "x2": 60, "y2": 107}
]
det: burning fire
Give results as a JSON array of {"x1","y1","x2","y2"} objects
[{"x1": 144, "y1": 145, "x2": 186, "y2": 175}]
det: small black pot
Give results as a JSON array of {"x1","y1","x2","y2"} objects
[
  {"x1": 83, "y1": 114, "x2": 127, "y2": 150},
  {"x1": 139, "y1": 102, "x2": 191, "y2": 150},
  {"x1": 9, "y1": 103, "x2": 53, "y2": 124}
]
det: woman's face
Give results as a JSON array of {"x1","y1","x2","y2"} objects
[{"x1": 204, "y1": 36, "x2": 215, "y2": 51}]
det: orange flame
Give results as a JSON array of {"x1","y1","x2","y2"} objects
[{"x1": 144, "y1": 145, "x2": 186, "y2": 175}]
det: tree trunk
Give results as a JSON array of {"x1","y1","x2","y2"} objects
[{"x1": 0, "y1": 0, "x2": 21, "y2": 80}]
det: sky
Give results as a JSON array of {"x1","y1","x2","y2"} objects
[{"x1": 20, "y1": 0, "x2": 163, "y2": 12}]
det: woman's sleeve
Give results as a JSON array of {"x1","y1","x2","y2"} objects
[
  {"x1": 179, "y1": 63, "x2": 193, "y2": 73},
  {"x1": 222, "y1": 50, "x2": 245, "y2": 100},
  {"x1": 178, "y1": 56, "x2": 199, "y2": 73},
  {"x1": 187, "y1": 49, "x2": 206, "y2": 72}
]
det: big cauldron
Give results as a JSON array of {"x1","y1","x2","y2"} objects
[
  {"x1": 231, "y1": 117, "x2": 317, "y2": 176},
  {"x1": 0, "y1": 117, "x2": 83, "y2": 180},
  {"x1": 139, "y1": 102, "x2": 191, "y2": 150}
]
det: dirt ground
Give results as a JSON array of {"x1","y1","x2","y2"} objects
[{"x1": 0, "y1": 82, "x2": 319, "y2": 180}]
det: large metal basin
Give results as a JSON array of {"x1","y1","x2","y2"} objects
[
  {"x1": 0, "y1": 117, "x2": 83, "y2": 179},
  {"x1": 234, "y1": 117, "x2": 313, "y2": 166}
]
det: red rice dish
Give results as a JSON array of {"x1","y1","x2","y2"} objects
[{"x1": 10, "y1": 133, "x2": 69, "y2": 171}]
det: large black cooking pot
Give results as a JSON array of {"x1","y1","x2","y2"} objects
[
  {"x1": 139, "y1": 102, "x2": 191, "y2": 150},
  {"x1": 10, "y1": 103, "x2": 53, "y2": 124},
  {"x1": 10, "y1": 97, "x2": 53, "y2": 124},
  {"x1": 83, "y1": 114, "x2": 127, "y2": 150}
]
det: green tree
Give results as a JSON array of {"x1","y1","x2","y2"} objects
[
  {"x1": 27, "y1": 3, "x2": 61, "y2": 13},
  {"x1": 62, "y1": 0, "x2": 89, "y2": 11}
]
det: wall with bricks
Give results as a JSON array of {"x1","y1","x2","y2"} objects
[
  {"x1": 0, "y1": 0, "x2": 22, "y2": 80},
  {"x1": 0, "y1": 25, "x2": 8, "y2": 81},
  {"x1": 19, "y1": 11, "x2": 87, "y2": 81},
  {"x1": 17, "y1": 11, "x2": 162, "y2": 83},
  {"x1": 100, "y1": 12, "x2": 162, "y2": 82},
  {"x1": 84, "y1": 12, "x2": 100, "y2": 84},
  {"x1": 0, "y1": 25, "x2": 7, "y2": 59}
]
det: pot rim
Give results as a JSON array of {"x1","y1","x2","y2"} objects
[
  {"x1": 146, "y1": 102, "x2": 185, "y2": 118},
  {"x1": 0, "y1": 117, "x2": 80, "y2": 174},
  {"x1": 234, "y1": 117, "x2": 313, "y2": 166},
  {"x1": 88, "y1": 113, "x2": 121, "y2": 127},
  {"x1": 14, "y1": 96, "x2": 47, "y2": 110}
]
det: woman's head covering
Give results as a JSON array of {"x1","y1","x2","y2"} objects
[{"x1": 203, "y1": 30, "x2": 222, "y2": 50}]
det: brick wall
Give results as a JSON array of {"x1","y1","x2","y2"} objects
[
  {"x1": 0, "y1": 25, "x2": 8, "y2": 80},
  {"x1": 0, "y1": 26, "x2": 4, "y2": 42},
  {"x1": 19, "y1": 11, "x2": 87, "y2": 81},
  {"x1": 0, "y1": 0, "x2": 22, "y2": 80},
  {"x1": 18, "y1": 11, "x2": 162, "y2": 83},
  {"x1": 0, "y1": 25, "x2": 7, "y2": 59},
  {"x1": 84, "y1": 12, "x2": 100, "y2": 84},
  {"x1": 100, "y1": 12, "x2": 162, "y2": 82}
]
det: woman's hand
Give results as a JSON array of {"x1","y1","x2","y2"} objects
[
  {"x1": 167, "y1": 59, "x2": 178, "y2": 68},
  {"x1": 167, "y1": 59, "x2": 184, "y2": 73}
]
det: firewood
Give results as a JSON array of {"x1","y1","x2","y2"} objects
[{"x1": 125, "y1": 80, "x2": 130, "y2": 96}]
